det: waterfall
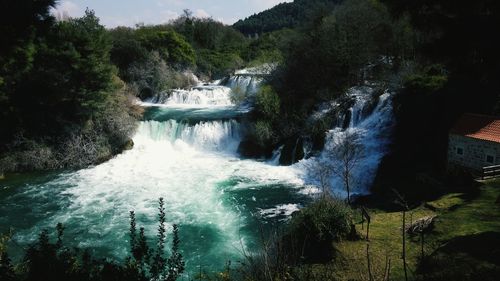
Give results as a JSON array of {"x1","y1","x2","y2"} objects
[
  {"x1": 1, "y1": 66, "x2": 397, "y2": 276},
  {"x1": 225, "y1": 76, "x2": 263, "y2": 96},
  {"x1": 166, "y1": 86, "x2": 233, "y2": 106},
  {"x1": 143, "y1": 71, "x2": 264, "y2": 107},
  {"x1": 136, "y1": 120, "x2": 242, "y2": 153},
  {"x1": 298, "y1": 86, "x2": 394, "y2": 194}
]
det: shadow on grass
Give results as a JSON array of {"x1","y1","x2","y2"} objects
[{"x1": 418, "y1": 232, "x2": 500, "y2": 281}]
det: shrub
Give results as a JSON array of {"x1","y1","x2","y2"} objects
[
  {"x1": 285, "y1": 195, "x2": 353, "y2": 263},
  {"x1": 229, "y1": 86, "x2": 247, "y2": 105},
  {"x1": 0, "y1": 199, "x2": 185, "y2": 281},
  {"x1": 403, "y1": 64, "x2": 448, "y2": 94},
  {"x1": 253, "y1": 120, "x2": 276, "y2": 146},
  {"x1": 255, "y1": 85, "x2": 280, "y2": 121}
]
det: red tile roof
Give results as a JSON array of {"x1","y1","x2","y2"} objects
[{"x1": 451, "y1": 114, "x2": 500, "y2": 143}]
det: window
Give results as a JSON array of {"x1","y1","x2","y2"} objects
[
  {"x1": 456, "y1": 146, "x2": 464, "y2": 155},
  {"x1": 486, "y1": 154, "x2": 495, "y2": 164}
]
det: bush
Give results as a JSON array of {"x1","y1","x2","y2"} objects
[
  {"x1": 255, "y1": 85, "x2": 280, "y2": 121},
  {"x1": 284, "y1": 196, "x2": 353, "y2": 263},
  {"x1": 253, "y1": 120, "x2": 276, "y2": 147}
]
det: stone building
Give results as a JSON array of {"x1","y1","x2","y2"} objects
[{"x1": 448, "y1": 114, "x2": 500, "y2": 171}]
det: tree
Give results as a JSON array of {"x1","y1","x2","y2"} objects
[
  {"x1": 308, "y1": 129, "x2": 364, "y2": 202},
  {"x1": 166, "y1": 224, "x2": 185, "y2": 281},
  {"x1": 0, "y1": 0, "x2": 57, "y2": 143},
  {"x1": 151, "y1": 198, "x2": 167, "y2": 279},
  {"x1": 330, "y1": 130, "x2": 364, "y2": 203},
  {"x1": 6, "y1": 9, "x2": 115, "y2": 137},
  {"x1": 109, "y1": 27, "x2": 149, "y2": 79},
  {"x1": 394, "y1": 190, "x2": 410, "y2": 281},
  {"x1": 314, "y1": 129, "x2": 364, "y2": 203},
  {"x1": 135, "y1": 27, "x2": 195, "y2": 67},
  {"x1": 255, "y1": 85, "x2": 280, "y2": 121}
]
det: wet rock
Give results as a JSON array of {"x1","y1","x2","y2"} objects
[
  {"x1": 237, "y1": 140, "x2": 272, "y2": 159},
  {"x1": 279, "y1": 137, "x2": 304, "y2": 166},
  {"x1": 123, "y1": 138, "x2": 134, "y2": 151}
]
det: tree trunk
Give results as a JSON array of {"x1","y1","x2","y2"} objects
[
  {"x1": 367, "y1": 243, "x2": 373, "y2": 281},
  {"x1": 366, "y1": 220, "x2": 370, "y2": 241},
  {"x1": 345, "y1": 171, "x2": 350, "y2": 204},
  {"x1": 402, "y1": 210, "x2": 408, "y2": 281}
]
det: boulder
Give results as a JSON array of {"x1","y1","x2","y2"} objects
[
  {"x1": 279, "y1": 137, "x2": 304, "y2": 166},
  {"x1": 122, "y1": 138, "x2": 134, "y2": 151},
  {"x1": 406, "y1": 215, "x2": 437, "y2": 234},
  {"x1": 237, "y1": 140, "x2": 271, "y2": 159}
]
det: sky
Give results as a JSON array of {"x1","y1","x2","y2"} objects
[{"x1": 51, "y1": 0, "x2": 293, "y2": 28}]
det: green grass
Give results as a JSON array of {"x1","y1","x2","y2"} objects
[
  {"x1": 308, "y1": 179, "x2": 500, "y2": 281},
  {"x1": 424, "y1": 193, "x2": 465, "y2": 211}
]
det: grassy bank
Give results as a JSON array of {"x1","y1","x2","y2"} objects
[{"x1": 324, "y1": 179, "x2": 500, "y2": 280}]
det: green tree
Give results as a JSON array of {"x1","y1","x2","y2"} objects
[
  {"x1": 256, "y1": 85, "x2": 280, "y2": 121},
  {"x1": 15, "y1": 9, "x2": 115, "y2": 135},
  {"x1": 0, "y1": 0, "x2": 57, "y2": 143},
  {"x1": 136, "y1": 27, "x2": 195, "y2": 67},
  {"x1": 109, "y1": 27, "x2": 149, "y2": 79}
]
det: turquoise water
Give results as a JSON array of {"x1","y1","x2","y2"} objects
[
  {"x1": 0, "y1": 103, "x2": 312, "y2": 276},
  {"x1": 0, "y1": 80, "x2": 395, "y2": 276}
]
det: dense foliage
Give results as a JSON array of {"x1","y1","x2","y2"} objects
[
  {"x1": 233, "y1": 0, "x2": 342, "y2": 35},
  {"x1": 171, "y1": 12, "x2": 248, "y2": 78},
  {"x1": 285, "y1": 195, "x2": 354, "y2": 263},
  {"x1": 244, "y1": 0, "x2": 500, "y2": 195},
  {"x1": 243, "y1": 0, "x2": 412, "y2": 158},
  {"x1": 373, "y1": 0, "x2": 500, "y2": 197},
  {"x1": 0, "y1": 5, "x2": 255, "y2": 174},
  {"x1": 0, "y1": 3, "x2": 138, "y2": 173}
]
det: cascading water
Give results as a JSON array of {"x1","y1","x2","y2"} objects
[
  {"x1": 0, "y1": 67, "x2": 394, "y2": 276},
  {"x1": 297, "y1": 86, "x2": 394, "y2": 194},
  {"x1": 137, "y1": 120, "x2": 242, "y2": 153},
  {"x1": 166, "y1": 86, "x2": 234, "y2": 106},
  {"x1": 0, "y1": 70, "x2": 309, "y2": 276},
  {"x1": 225, "y1": 75, "x2": 263, "y2": 96}
]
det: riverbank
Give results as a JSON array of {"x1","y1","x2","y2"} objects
[{"x1": 288, "y1": 179, "x2": 500, "y2": 280}]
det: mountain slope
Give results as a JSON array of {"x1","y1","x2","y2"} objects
[{"x1": 233, "y1": 0, "x2": 342, "y2": 35}]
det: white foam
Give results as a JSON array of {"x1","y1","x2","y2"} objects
[
  {"x1": 295, "y1": 88, "x2": 394, "y2": 195},
  {"x1": 257, "y1": 204, "x2": 301, "y2": 221}
]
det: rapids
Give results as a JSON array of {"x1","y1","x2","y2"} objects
[{"x1": 0, "y1": 72, "x2": 394, "y2": 276}]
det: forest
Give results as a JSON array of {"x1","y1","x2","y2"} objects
[{"x1": 1, "y1": 0, "x2": 500, "y2": 280}]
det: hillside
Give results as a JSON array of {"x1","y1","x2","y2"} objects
[{"x1": 233, "y1": 0, "x2": 342, "y2": 35}]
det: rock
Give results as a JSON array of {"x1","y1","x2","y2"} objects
[
  {"x1": 406, "y1": 215, "x2": 437, "y2": 234},
  {"x1": 279, "y1": 137, "x2": 305, "y2": 166},
  {"x1": 123, "y1": 139, "x2": 134, "y2": 151},
  {"x1": 138, "y1": 87, "x2": 154, "y2": 101},
  {"x1": 237, "y1": 140, "x2": 271, "y2": 159}
]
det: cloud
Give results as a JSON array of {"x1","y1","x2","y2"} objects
[
  {"x1": 160, "y1": 10, "x2": 180, "y2": 22},
  {"x1": 217, "y1": 17, "x2": 237, "y2": 25},
  {"x1": 157, "y1": 0, "x2": 185, "y2": 7},
  {"x1": 194, "y1": 9, "x2": 210, "y2": 18},
  {"x1": 249, "y1": 0, "x2": 293, "y2": 10},
  {"x1": 51, "y1": 1, "x2": 83, "y2": 19}
]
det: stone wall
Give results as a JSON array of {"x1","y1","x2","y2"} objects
[{"x1": 448, "y1": 134, "x2": 500, "y2": 171}]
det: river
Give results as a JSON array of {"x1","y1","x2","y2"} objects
[{"x1": 0, "y1": 72, "x2": 394, "y2": 276}]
